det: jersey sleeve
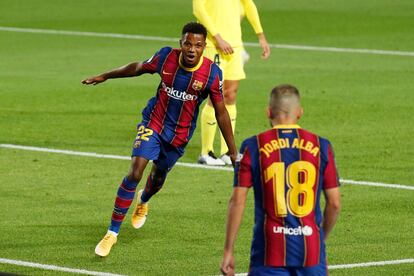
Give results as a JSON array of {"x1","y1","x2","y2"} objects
[
  {"x1": 323, "y1": 143, "x2": 340, "y2": 189},
  {"x1": 140, "y1": 49, "x2": 163, "y2": 75},
  {"x1": 241, "y1": 0, "x2": 264, "y2": 34},
  {"x1": 208, "y1": 68, "x2": 224, "y2": 104},
  {"x1": 193, "y1": 0, "x2": 219, "y2": 36},
  {"x1": 234, "y1": 141, "x2": 253, "y2": 188}
]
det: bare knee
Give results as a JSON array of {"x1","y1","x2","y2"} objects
[
  {"x1": 128, "y1": 169, "x2": 143, "y2": 183},
  {"x1": 223, "y1": 81, "x2": 239, "y2": 104},
  {"x1": 127, "y1": 157, "x2": 149, "y2": 182},
  {"x1": 224, "y1": 89, "x2": 237, "y2": 104}
]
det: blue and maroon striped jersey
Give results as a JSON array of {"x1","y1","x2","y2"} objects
[
  {"x1": 139, "y1": 47, "x2": 223, "y2": 148},
  {"x1": 234, "y1": 125, "x2": 339, "y2": 268}
]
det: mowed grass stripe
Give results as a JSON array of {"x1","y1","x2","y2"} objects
[
  {"x1": 1, "y1": 143, "x2": 413, "y2": 190},
  {"x1": 1, "y1": 26, "x2": 414, "y2": 57},
  {"x1": 0, "y1": 258, "x2": 125, "y2": 276},
  {"x1": 232, "y1": 258, "x2": 414, "y2": 275}
]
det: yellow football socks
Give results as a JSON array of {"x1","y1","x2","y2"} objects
[
  {"x1": 220, "y1": 104, "x2": 237, "y2": 155},
  {"x1": 200, "y1": 103, "x2": 217, "y2": 155}
]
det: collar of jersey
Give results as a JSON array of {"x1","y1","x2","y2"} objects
[
  {"x1": 179, "y1": 53, "x2": 203, "y2": 72},
  {"x1": 273, "y1": 124, "x2": 301, "y2": 129}
]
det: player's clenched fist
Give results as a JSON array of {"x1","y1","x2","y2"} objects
[
  {"x1": 220, "y1": 251, "x2": 235, "y2": 276},
  {"x1": 81, "y1": 75, "x2": 107, "y2": 85}
]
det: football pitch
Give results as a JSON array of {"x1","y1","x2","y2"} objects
[{"x1": 0, "y1": 0, "x2": 413, "y2": 275}]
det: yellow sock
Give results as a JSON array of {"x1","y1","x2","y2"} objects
[
  {"x1": 220, "y1": 104, "x2": 237, "y2": 155},
  {"x1": 200, "y1": 103, "x2": 217, "y2": 155}
]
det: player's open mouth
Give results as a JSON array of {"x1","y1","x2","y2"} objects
[{"x1": 186, "y1": 54, "x2": 196, "y2": 62}]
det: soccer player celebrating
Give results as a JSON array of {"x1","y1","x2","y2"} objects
[
  {"x1": 193, "y1": 0, "x2": 271, "y2": 166},
  {"x1": 221, "y1": 85, "x2": 341, "y2": 275},
  {"x1": 82, "y1": 22, "x2": 237, "y2": 257}
]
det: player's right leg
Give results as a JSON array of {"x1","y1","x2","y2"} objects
[{"x1": 95, "y1": 156, "x2": 149, "y2": 257}]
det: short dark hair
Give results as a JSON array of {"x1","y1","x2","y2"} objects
[
  {"x1": 270, "y1": 84, "x2": 300, "y2": 100},
  {"x1": 182, "y1": 22, "x2": 207, "y2": 39},
  {"x1": 269, "y1": 84, "x2": 301, "y2": 114}
]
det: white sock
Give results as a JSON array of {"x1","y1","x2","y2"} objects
[{"x1": 107, "y1": 230, "x2": 118, "y2": 237}]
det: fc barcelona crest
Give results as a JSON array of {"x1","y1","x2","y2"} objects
[
  {"x1": 192, "y1": 80, "x2": 203, "y2": 91},
  {"x1": 133, "y1": 140, "x2": 141, "y2": 148}
]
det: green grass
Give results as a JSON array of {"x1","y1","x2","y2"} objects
[{"x1": 1, "y1": 0, "x2": 414, "y2": 275}]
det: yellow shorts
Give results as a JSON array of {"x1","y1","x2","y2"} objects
[{"x1": 203, "y1": 46, "x2": 246, "y2": 81}]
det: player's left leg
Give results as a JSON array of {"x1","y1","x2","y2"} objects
[
  {"x1": 131, "y1": 164, "x2": 167, "y2": 229},
  {"x1": 199, "y1": 99, "x2": 225, "y2": 166},
  {"x1": 219, "y1": 47, "x2": 245, "y2": 165},
  {"x1": 131, "y1": 141, "x2": 183, "y2": 229},
  {"x1": 141, "y1": 164, "x2": 168, "y2": 202}
]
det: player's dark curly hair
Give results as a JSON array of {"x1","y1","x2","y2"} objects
[{"x1": 182, "y1": 22, "x2": 207, "y2": 39}]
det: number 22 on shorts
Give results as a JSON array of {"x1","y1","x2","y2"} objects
[{"x1": 135, "y1": 125, "x2": 154, "y2": 141}]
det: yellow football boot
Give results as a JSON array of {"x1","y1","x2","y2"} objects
[
  {"x1": 95, "y1": 232, "x2": 117, "y2": 257},
  {"x1": 131, "y1": 189, "x2": 149, "y2": 229}
]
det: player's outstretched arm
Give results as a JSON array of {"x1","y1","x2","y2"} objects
[
  {"x1": 241, "y1": 0, "x2": 271, "y2": 59},
  {"x1": 81, "y1": 62, "x2": 143, "y2": 85},
  {"x1": 322, "y1": 187, "x2": 341, "y2": 240},
  {"x1": 212, "y1": 100, "x2": 237, "y2": 165},
  {"x1": 221, "y1": 187, "x2": 249, "y2": 276}
]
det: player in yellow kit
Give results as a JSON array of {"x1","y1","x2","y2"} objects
[{"x1": 193, "y1": 0, "x2": 271, "y2": 166}]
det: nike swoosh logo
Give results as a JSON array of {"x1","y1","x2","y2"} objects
[{"x1": 163, "y1": 70, "x2": 173, "y2": 75}]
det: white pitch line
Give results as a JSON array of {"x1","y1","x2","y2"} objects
[
  {"x1": 1, "y1": 143, "x2": 413, "y2": 190},
  {"x1": 328, "y1": 258, "x2": 414, "y2": 270},
  {"x1": 244, "y1": 41, "x2": 414, "y2": 56},
  {"x1": 336, "y1": 179, "x2": 414, "y2": 190},
  {"x1": 1, "y1": 26, "x2": 414, "y2": 57},
  {"x1": 2, "y1": 258, "x2": 413, "y2": 276},
  {"x1": 0, "y1": 258, "x2": 125, "y2": 276},
  {"x1": 0, "y1": 26, "x2": 176, "y2": 43}
]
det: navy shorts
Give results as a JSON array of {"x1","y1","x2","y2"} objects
[
  {"x1": 249, "y1": 262, "x2": 328, "y2": 276},
  {"x1": 131, "y1": 123, "x2": 184, "y2": 172}
]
